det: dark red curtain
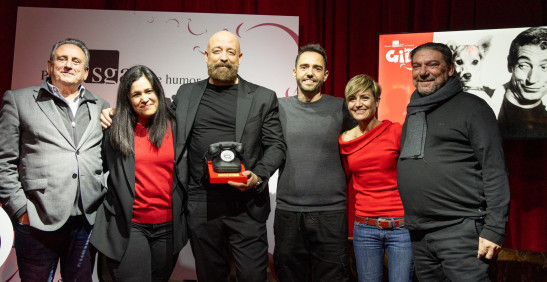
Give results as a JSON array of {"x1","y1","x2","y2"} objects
[{"x1": 1, "y1": 0, "x2": 546, "y2": 252}]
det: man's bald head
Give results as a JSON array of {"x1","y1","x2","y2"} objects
[
  {"x1": 205, "y1": 30, "x2": 242, "y2": 85},
  {"x1": 207, "y1": 30, "x2": 241, "y2": 52}
]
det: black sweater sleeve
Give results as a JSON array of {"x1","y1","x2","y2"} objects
[{"x1": 468, "y1": 100, "x2": 510, "y2": 245}]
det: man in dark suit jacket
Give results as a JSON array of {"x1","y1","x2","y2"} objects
[
  {"x1": 102, "y1": 31, "x2": 286, "y2": 282},
  {"x1": 99, "y1": 30, "x2": 286, "y2": 281},
  {"x1": 172, "y1": 30, "x2": 285, "y2": 281},
  {"x1": 0, "y1": 38, "x2": 108, "y2": 281}
]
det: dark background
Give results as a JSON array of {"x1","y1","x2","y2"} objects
[{"x1": 1, "y1": 0, "x2": 546, "y2": 252}]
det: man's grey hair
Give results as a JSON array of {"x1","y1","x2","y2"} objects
[{"x1": 49, "y1": 38, "x2": 90, "y2": 69}]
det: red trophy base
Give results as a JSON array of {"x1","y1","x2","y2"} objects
[{"x1": 207, "y1": 161, "x2": 247, "y2": 183}]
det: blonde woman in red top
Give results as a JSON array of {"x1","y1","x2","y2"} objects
[
  {"x1": 339, "y1": 74, "x2": 413, "y2": 282},
  {"x1": 91, "y1": 65, "x2": 187, "y2": 281}
]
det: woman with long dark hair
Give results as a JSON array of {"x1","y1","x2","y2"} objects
[{"x1": 91, "y1": 65, "x2": 187, "y2": 281}]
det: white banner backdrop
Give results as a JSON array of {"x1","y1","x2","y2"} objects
[{"x1": 1, "y1": 6, "x2": 298, "y2": 281}]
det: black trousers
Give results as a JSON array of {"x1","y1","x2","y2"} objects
[
  {"x1": 105, "y1": 221, "x2": 178, "y2": 282},
  {"x1": 187, "y1": 200, "x2": 269, "y2": 282},
  {"x1": 273, "y1": 209, "x2": 349, "y2": 282},
  {"x1": 409, "y1": 218, "x2": 492, "y2": 282}
]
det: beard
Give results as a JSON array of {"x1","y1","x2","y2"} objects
[
  {"x1": 416, "y1": 83, "x2": 440, "y2": 96},
  {"x1": 207, "y1": 61, "x2": 239, "y2": 83},
  {"x1": 414, "y1": 77, "x2": 444, "y2": 96},
  {"x1": 296, "y1": 77, "x2": 323, "y2": 95}
]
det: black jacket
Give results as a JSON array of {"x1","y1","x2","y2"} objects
[
  {"x1": 171, "y1": 76, "x2": 286, "y2": 222},
  {"x1": 90, "y1": 126, "x2": 188, "y2": 261}
]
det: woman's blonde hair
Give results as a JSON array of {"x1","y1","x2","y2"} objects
[{"x1": 344, "y1": 74, "x2": 381, "y2": 102}]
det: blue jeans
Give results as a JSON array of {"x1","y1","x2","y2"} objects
[
  {"x1": 13, "y1": 215, "x2": 95, "y2": 282},
  {"x1": 353, "y1": 220, "x2": 414, "y2": 282}
]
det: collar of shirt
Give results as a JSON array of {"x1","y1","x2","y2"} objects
[{"x1": 47, "y1": 81, "x2": 86, "y2": 117}]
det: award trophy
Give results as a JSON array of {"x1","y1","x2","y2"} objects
[{"x1": 205, "y1": 142, "x2": 247, "y2": 184}]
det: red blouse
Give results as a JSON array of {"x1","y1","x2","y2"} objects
[
  {"x1": 132, "y1": 123, "x2": 174, "y2": 224},
  {"x1": 339, "y1": 120, "x2": 405, "y2": 217}
]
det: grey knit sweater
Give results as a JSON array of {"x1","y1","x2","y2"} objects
[{"x1": 276, "y1": 95, "x2": 356, "y2": 212}]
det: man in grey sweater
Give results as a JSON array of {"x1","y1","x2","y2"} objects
[{"x1": 273, "y1": 44, "x2": 355, "y2": 281}]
